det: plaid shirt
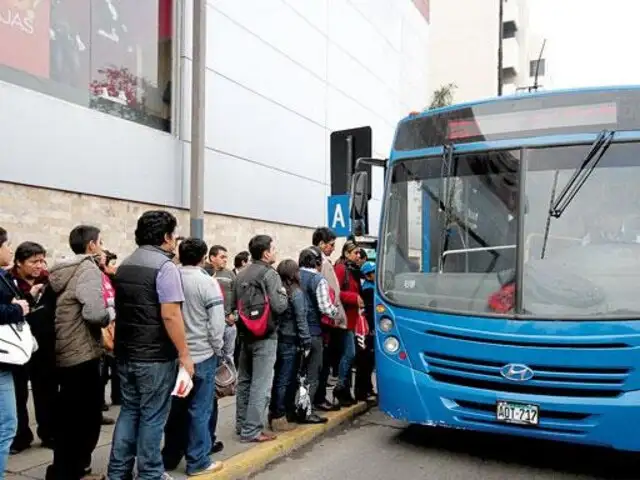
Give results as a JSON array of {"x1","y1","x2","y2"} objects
[{"x1": 301, "y1": 267, "x2": 338, "y2": 318}]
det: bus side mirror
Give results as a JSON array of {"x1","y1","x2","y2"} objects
[
  {"x1": 350, "y1": 171, "x2": 369, "y2": 236},
  {"x1": 350, "y1": 171, "x2": 369, "y2": 220}
]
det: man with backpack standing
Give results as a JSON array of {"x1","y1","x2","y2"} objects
[{"x1": 235, "y1": 235, "x2": 288, "y2": 443}]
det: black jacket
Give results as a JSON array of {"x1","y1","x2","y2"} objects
[{"x1": 0, "y1": 269, "x2": 26, "y2": 370}]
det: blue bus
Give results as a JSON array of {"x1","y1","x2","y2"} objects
[{"x1": 350, "y1": 86, "x2": 640, "y2": 451}]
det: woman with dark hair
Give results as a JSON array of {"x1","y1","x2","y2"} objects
[
  {"x1": 269, "y1": 259, "x2": 310, "y2": 432},
  {"x1": 332, "y1": 241, "x2": 363, "y2": 406}
]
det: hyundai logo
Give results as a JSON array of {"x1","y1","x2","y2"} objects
[{"x1": 500, "y1": 363, "x2": 534, "y2": 382}]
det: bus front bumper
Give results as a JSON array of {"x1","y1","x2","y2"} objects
[{"x1": 376, "y1": 351, "x2": 640, "y2": 452}]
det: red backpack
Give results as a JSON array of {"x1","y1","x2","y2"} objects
[{"x1": 236, "y1": 265, "x2": 274, "y2": 339}]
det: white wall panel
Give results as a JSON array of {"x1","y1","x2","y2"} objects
[
  {"x1": 282, "y1": 0, "x2": 329, "y2": 34},
  {"x1": 206, "y1": 8, "x2": 327, "y2": 126},
  {"x1": 348, "y1": 0, "x2": 403, "y2": 52},
  {"x1": 327, "y1": 43, "x2": 398, "y2": 125},
  {"x1": 205, "y1": 73, "x2": 327, "y2": 181},
  {"x1": 327, "y1": 0, "x2": 400, "y2": 93},
  {"x1": 0, "y1": 81, "x2": 184, "y2": 207},
  {"x1": 213, "y1": 0, "x2": 328, "y2": 79},
  {"x1": 203, "y1": 149, "x2": 326, "y2": 226}
]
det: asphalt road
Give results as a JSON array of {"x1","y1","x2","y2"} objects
[{"x1": 253, "y1": 408, "x2": 638, "y2": 480}]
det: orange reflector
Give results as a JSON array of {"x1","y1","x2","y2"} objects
[
  {"x1": 408, "y1": 111, "x2": 420, "y2": 116},
  {"x1": 375, "y1": 304, "x2": 386, "y2": 314}
]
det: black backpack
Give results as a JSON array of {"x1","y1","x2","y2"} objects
[{"x1": 236, "y1": 265, "x2": 275, "y2": 339}]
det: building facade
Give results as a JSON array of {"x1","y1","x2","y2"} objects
[
  {"x1": 427, "y1": 0, "x2": 550, "y2": 103},
  {"x1": 0, "y1": 0, "x2": 430, "y2": 260}
]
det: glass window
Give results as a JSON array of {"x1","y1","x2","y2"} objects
[
  {"x1": 0, "y1": 0, "x2": 173, "y2": 132},
  {"x1": 529, "y1": 59, "x2": 546, "y2": 77},
  {"x1": 523, "y1": 143, "x2": 640, "y2": 317},
  {"x1": 380, "y1": 151, "x2": 520, "y2": 315}
]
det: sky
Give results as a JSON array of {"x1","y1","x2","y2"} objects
[{"x1": 529, "y1": 0, "x2": 640, "y2": 89}]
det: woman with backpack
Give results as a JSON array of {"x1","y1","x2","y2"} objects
[
  {"x1": 269, "y1": 259, "x2": 311, "y2": 432},
  {"x1": 332, "y1": 241, "x2": 363, "y2": 406}
]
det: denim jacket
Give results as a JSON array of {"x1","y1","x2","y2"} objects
[{"x1": 276, "y1": 288, "x2": 311, "y2": 347}]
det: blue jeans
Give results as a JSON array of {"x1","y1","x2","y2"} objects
[
  {"x1": 338, "y1": 330, "x2": 356, "y2": 390},
  {"x1": 107, "y1": 360, "x2": 177, "y2": 480},
  {"x1": 162, "y1": 355, "x2": 217, "y2": 475},
  {"x1": 236, "y1": 337, "x2": 277, "y2": 440},
  {"x1": 270, "y1": 340, "x2": 298, "y2": 419},
  {"x1": 0, "y1": 370, "x2": 16, "y2": 480}
]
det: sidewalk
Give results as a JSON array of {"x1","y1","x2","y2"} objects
[{"x1": 5, "y1": 385, "x2": 366, "y2": 480}]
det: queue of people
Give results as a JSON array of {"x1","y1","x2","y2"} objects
[{"x1": 0, "y1": 214, "x2": 376, "y2": 480}]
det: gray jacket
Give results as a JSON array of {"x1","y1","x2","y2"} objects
[{"x1": 49, "y1": 255, "x2": 110, "y2": 367}]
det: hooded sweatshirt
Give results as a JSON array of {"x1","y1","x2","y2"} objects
[{"x1": 49, "y1": 254, "x2": 110, "y2": 367}]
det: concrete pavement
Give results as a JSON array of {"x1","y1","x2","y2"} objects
[
  {"x1": 254, "y1": 408, "x2": 639, "y2": 480},
  {"x1": 5, "y1": 386, "x2": 366, "y2": 480}
]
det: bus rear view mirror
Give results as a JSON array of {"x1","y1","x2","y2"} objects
[{"x1": 350, "y1": 171, "x2": 369, "y2": 221}]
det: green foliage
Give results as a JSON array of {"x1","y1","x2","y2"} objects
[{"x1": 429, "y1": 83, "x2": 457, "y2": 109}]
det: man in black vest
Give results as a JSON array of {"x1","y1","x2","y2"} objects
[{"x1": 107, "y1": 210, "x2": 194, "y2": 480}]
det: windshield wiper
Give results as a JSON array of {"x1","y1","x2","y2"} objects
[
  {"x1": 540, "y1": 130, "x2": 615, "y2": 259},
  {"x1": 549, "y1": 129, "x2": 615, "y2": 219}
]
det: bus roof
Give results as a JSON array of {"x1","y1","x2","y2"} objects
[
  {"x1": 401, "y1": 85, "x2": 640, "y2": 124},
  {"x1": 393, "y1": 86, "x2": 640, "y2": 153}
]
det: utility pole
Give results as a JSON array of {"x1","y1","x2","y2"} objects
[
  {"x1": 497, "y1": 0, "x2": 504, "y2": 96},
  {"x1": 190, "y1": 0, "x2": 207, "y2": 239}
]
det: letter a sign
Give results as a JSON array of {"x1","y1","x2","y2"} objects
[{"x1": 327, "y1": 194, "x2": 351, "y2": 237}]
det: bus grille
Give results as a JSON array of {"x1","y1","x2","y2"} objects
[{"x1": 423, "y1": 351, "x2": 630, "y2": 398}]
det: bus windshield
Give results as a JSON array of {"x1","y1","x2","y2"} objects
[{"x1": 380, "y1": 141, "x2": 640, "y2": 319}]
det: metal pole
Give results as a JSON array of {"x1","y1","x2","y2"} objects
[
  {"x1": 190, "y1": 0, "x2": 206, "y2": 239},
  {"x1": 497, "y1": 0, "x2": 504, "y2": 96}
]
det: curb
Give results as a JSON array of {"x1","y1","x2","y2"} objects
[{"x1": 195, "y1": 402, "x2": 368, "y2": 479}]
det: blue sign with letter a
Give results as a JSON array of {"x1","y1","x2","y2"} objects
[{"x1": 327, "y1": 194, "x2": 351, "y2": 237}]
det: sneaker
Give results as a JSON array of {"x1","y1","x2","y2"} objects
[
  {"x1": 190, "y1": 462, "x2": 224, "y2": 476},
  {"x1": 161, "y1": 473, "x2": 175, "y2": 480}
]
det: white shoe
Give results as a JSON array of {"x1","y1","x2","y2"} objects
[{"x1": 189, "y1": 462, "x2": 224, "y2": 476}]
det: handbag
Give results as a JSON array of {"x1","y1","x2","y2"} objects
[
  {"x1": 215, "y1": 359, "x2": 237, "y2": 399},
  {"x1": 0, "y1": 273, "x2": 38, "y2": 365}
]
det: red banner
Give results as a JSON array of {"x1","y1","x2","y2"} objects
[{"x1": 0, "y1": 0, "x2": 51, "y2": 77}]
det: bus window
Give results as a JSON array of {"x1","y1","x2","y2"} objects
[{"x1": 380, "y1": 150, "x2": 520, "y2": 314}]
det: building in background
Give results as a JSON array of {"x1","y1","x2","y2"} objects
[
  {"x1": 0, "y1": 0, "x2": 430, "y2": 259},
  {"x1": 428, "y1": 0, "x2": 550, "y2": 103}
]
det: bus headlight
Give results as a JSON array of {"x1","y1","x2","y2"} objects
[
  {"x1": 379, "y1": 317, "x2": 394, "y2": 333},
  {"x1": 383, "y1": 336, "x2": 400, "y2": 354}
]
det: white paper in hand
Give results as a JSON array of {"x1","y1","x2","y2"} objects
[{"x1": 171, "y1": 366, "x2": 193, "y2": 398}]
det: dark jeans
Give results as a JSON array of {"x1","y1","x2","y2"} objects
[
  {"x1": 12, "y1": 347, "x2": 57, "y2": 448},
  {"x1": 162, "y1": 355, "x2": 217, "y2": 475},
  {"x1": 306, "y1": 336, "x2": 324, "y2": 404},
  {"x1": 107, "y1": 360, "x2": 177, "y2": 480},
  {"x1": 270, "y1": 339, "x2": 298, "y2": 420},
  {"x1": 101, "y1": 354, "x2": 120, "y2": 405},
  {"x1": 315, "y1": 329, "x2": 344, "y2": 405},
  {"x1": 354, "y1": 334, "x2": 375, "y2": 399},
  {"x1": 236, "y1": 337, "x2": 277, "y2": 440},
  {"x1": 45, "y1": 358, "x2": 102, "y2": 480}
]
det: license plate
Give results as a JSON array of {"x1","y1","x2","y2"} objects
[{"x1": 496, "y1": 401, "x2": 539, "y2": 426}]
